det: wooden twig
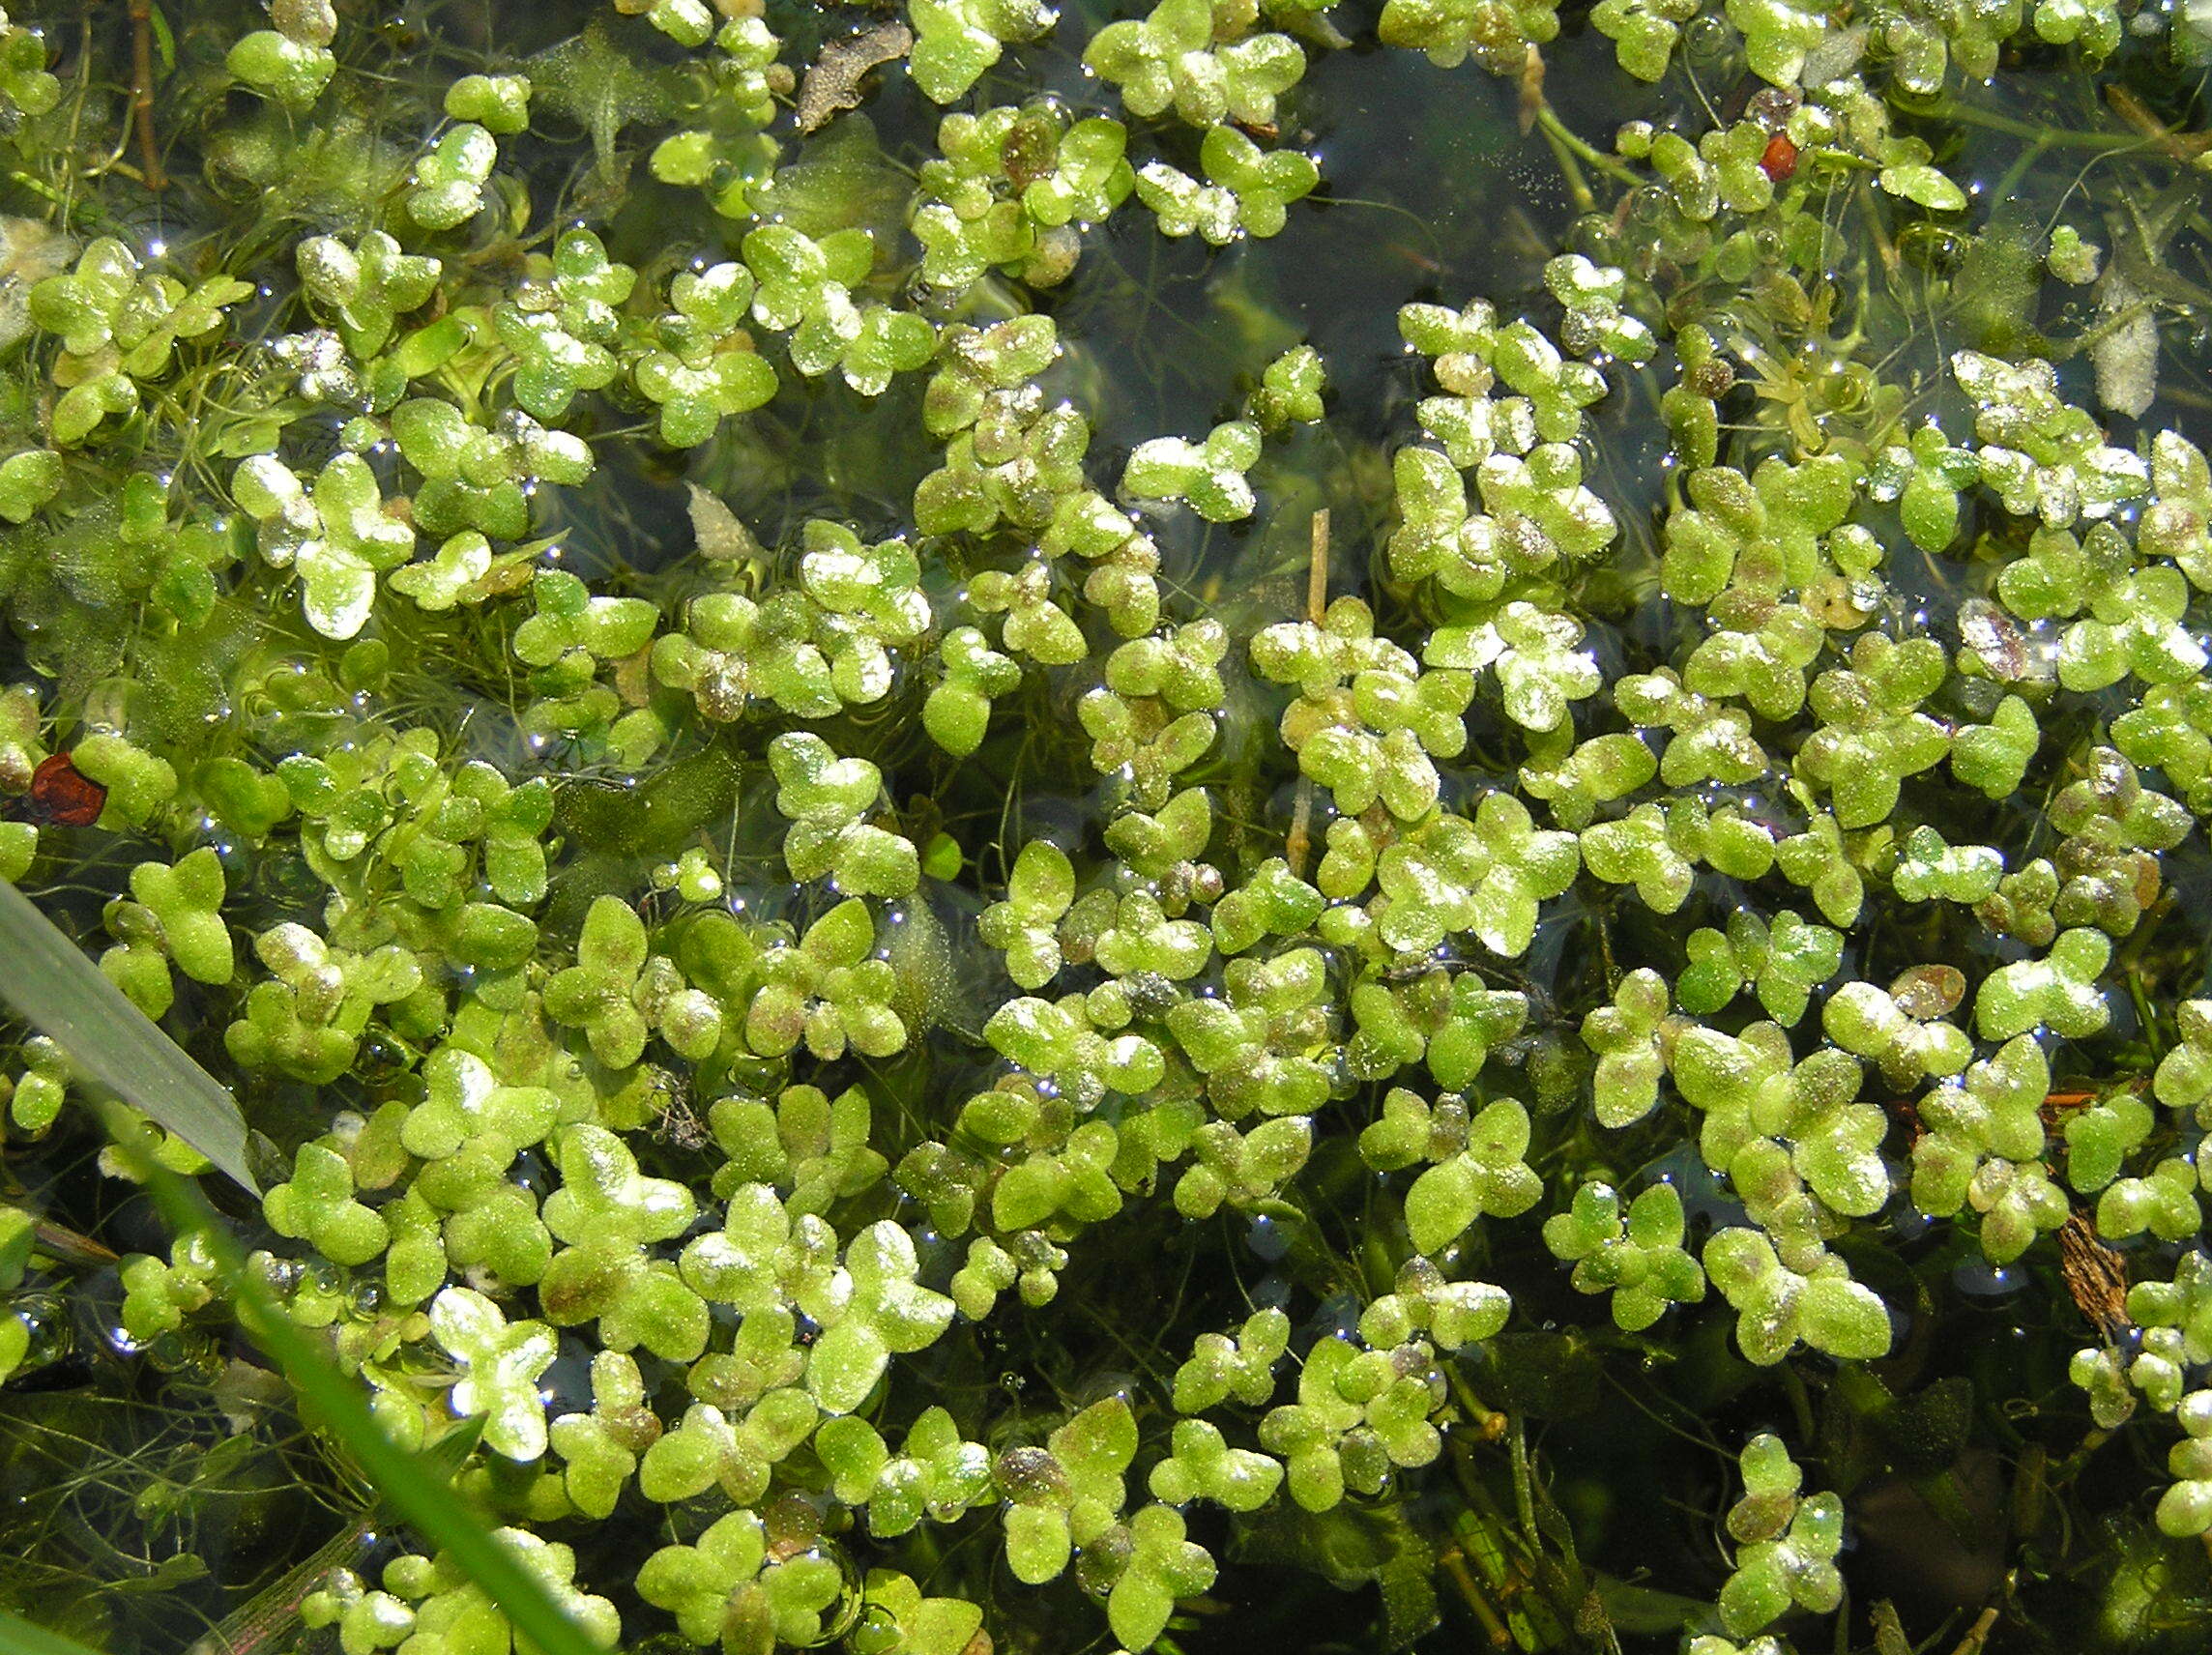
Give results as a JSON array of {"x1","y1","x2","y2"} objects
[
  {"x1": 1436, "y1": 1544, "x2": 1513, "y2": 1649},
  {"x1": 184, "y1": 1512, "x2": 379, "y2": 1655},
  {"x1": 1283, "y1": 508, "x2": 1328, "y2": 880},
  {"x1": 34, "y1": 1217, "x2": 117, "y2": 1266},
  {"x1": 1946, "y1": 1606, "x2": 2000, "y2": 1655},
  {"x1": 2106, "y1": 84, "x2": 2212, "y2": 164},
  {"x1": 127, "y1": 0, "x2": 164, "y2": 190},
  {"x1": 1304, "y1": 508, "x2": 1329, "y2": 626}
]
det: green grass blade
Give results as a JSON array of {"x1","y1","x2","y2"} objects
[
  {"x1": 0, "y1": 1610, "x2": 108, "y2": 1655},
  {"x1": 0, "y1": 879, "x2": 256, "y2": 1193},
  {"x1": 0, "y1": 884, "x2": 601, "y2": 1655},
  {"x1": 113, "y1": 1157, "x2": 606, "y2": 1655}
]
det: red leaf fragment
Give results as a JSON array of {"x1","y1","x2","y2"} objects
[{"x1": 24, "y1": 751, "x2": 106, "y2": 828}]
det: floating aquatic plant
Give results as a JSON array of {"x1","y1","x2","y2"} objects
[{"x1": 2, "y1": 1, "x2": 2212, "y2": 1652}]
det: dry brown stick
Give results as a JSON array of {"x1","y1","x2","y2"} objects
[
  {"x1": 1436, "y1": 1544, "x2": 1513, "y2": 1649},
  {"x1": 1946, "y1": 1606, "x2": 2000, "y2": 1655},
  {"x1": 2107, "y1": 83, "x2": 2212, "y2": 162},
  {"x1": 1304, "y1": 507, "x2": 1329, "y2": 626},
  {"x1": 1283, "y1": 508, "x2": 1329, "y2": 880},
  {"x1": 34, "y1": 1217, "x2": 117, "y2": 1266},
  {"x1": 127, "y1": 0, "x2": 164, "y2": 190}
]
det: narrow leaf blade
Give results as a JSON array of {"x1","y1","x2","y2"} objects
[{"x1": 0, "y1": 880, "x2": 255, "y2": 1192}]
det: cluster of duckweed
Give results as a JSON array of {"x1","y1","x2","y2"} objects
[{"x1": 4, "y1": 0, "x2": 2212, "y2": 1651}]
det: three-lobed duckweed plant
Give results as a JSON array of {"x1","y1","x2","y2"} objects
[{"x1": 5, "y1": 0, "x2": 2212, "y2": 1651}]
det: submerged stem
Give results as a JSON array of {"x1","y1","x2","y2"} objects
[
  {"x1": 1534, "y1": 104, "x2": 1641, "y2": 195},
  {"x1": 1285, "y1": 508, "x2": 1328, "y2": 880},
  {"x1": 184, "y1": 1512, "x2": 379, "y2": 1655}
]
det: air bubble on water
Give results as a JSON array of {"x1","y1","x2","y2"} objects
[{"x1": 1952, "y1": 1258, "x2": 2025, "y2": 1297}]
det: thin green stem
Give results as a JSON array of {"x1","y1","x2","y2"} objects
[
  {"x1": 1937, "y1": 100, "x2": 2154, "y2": 151},
  {"x1": 1534, "y1": 105, "x2": 1643, "y2": 192},
  {"x1": 182, "y1": 1511, "x2": 378, "y2": 1655}
]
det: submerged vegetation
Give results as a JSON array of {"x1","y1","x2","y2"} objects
[{"x1": 4, "y1": 0, "x2": 2212, "y2": 1651}]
